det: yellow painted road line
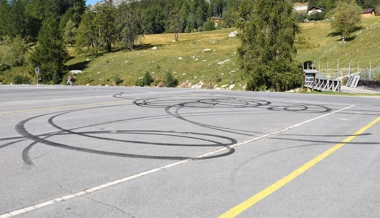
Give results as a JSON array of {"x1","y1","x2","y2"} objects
[
  {"x1": 218, "y1": 116, "x2": 380, "y2": 218},
  {"x1": 0, "y1": 100, "x2": 132, "y2": 115}
]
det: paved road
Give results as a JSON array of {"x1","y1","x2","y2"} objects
[
  {"x1": 341, "y1": 86, "x2": 380, "y2": 94},
  {"x1": 1, "y1": 85, "x2": 380, "y2": 218}
]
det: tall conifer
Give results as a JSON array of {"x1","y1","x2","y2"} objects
[
  {"x1": 30, "y1": 14, "x2": 68, "y2": 84},
  {"x1": 237, "y1": 0, "x2": 302, "y2": 91}
]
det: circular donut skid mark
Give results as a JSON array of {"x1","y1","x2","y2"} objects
[{"x1": 16, "y1": 105, "x2": 236, "y2": 166}]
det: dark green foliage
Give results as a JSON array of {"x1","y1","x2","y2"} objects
[
  {"x1": 76, "y1": 8, "x2": 97, "y2": 54},
  {"x1": 308, "y1": 0, "x2": 317, "y2": 9},
  {"x1": 143, "y1": 6, "x2": 166, "y2": 34},
  {"x1": 142, "y1": 72, "x2": 154, "y2": 86},
  {"x1": 135, "y1": 72, "x2": 154, "y2": 86},
  {"x1": 63, "y1": 20, "x2": 77, "y2": 46},
  {"x1": 1, "y1": 35, "x2": 29, "y2": 67},
  {"x1": 308, "y1": 11, "x2": 325, "y2": 21},
  {"x1": 94, "y1": 0, "x2": 116, "y2": 52},
  {"x1": 326, "y1": 1, "x2": 362, "y2": 42},
  {"x1": 114, "y1": 75, "x2": 122, "y2": 85},
  {"x1": 29, "y1": 16, "x2": 68, "y2": 84},
  {"x1": 135, "y1": 78, "x2": 144, "y2": 86},
  {"x1": 295, "y1": 13, "x2": 307, "y2": 23},
  {"x1": 12, "y1": 74, "x2": 30, "y2": 84},
  {"x1": 202, "y1": 20, "x2": 216, "y2": 31},
  {"x1": 164, "y1": 71, "x2": 178, "y2": 87},
  {"x1": 237, "y1": 0, "x2": 302, "y2": 92},
  {"x1": 116, "y1": 1, "x2": 143, "y2": 50}
]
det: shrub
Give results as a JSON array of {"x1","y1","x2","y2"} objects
[
  {"x1": 142, "y1": 72, "x2": 153, "y2": 86},
  {"x1": 135, "y1": 78, "x2": 144, "y2": 86},
  {"x1": 164, "y1": 71, "x2": 178, "y2": 87},
  {"x1": 114, "y1": 75, "x2": 122, "y2": 85},
  {"x1": 135, "y1": 72, "x2": 154, "y2": 87},
  {"x1": 12, "y1": 75, "x2": 30, "y2": 84},
  {"x1": 203, "y1": 20, "x2": 216, "y2": 31}
]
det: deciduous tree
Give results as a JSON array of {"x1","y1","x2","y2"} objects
[{"x1": 326, "y1": 0, "x2": 362, "y2": 42}]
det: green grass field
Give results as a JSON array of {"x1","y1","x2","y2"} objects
[{"x1": 2, "y1": 16, "x2": 380, "y2": 88}]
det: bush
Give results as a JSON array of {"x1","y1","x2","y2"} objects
[
  {"x1": 12, "y1": 75, "x2": 30, "y2": 84},
  {"x1": 114, "y1": 75, "x2": 122, "y2": 85},
  {"x1": 135, "y1": 78, "x2": 144, "y2": 86},
  {"x1": 202, "y1": 20, "x2": 216, "y2": 31},
  {"x1": 164, "y1": 71, "x2": 178, "y2": 87},
  {"x1": 135, "y1": 72, "x2": 154, "y2": 87},
  {"x1": 308, "y1": 12, "x2": 326, "y2": 21},
  {"x1": 142, "y1": 72, "x2": 153, "y2": 86}
]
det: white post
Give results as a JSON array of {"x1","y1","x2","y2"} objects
[
  {"x1": 349, "y1": 60, "x2": 352, "y2": 76},
  {"x1": 338, "y1": 59, "x2": 341, "y2": 77},
  {"x1": 358, "y1": 62, "x2": 359, "y2": 73}
]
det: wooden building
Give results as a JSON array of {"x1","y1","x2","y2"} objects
[{"x1": 361, "y1": 8, "x2": 376, "y2": 18}]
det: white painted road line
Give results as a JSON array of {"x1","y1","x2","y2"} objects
[{"x1": 0, "y1": 105, "x2": 354, "y2": 217}]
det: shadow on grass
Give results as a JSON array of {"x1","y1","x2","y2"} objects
[
  {"x1": 327, "y1": 26, "x2": 364, "y2": 42},
  {"x1": 67, "y1": 60, "x2": 90, "y2": 71},
  {"x1": 135, "y1": 43, "x2": 165, "y2": 50}
]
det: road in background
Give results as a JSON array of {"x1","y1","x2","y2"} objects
[{"x1": 1, "y1": 85, "x2": 380, "y2": 218}]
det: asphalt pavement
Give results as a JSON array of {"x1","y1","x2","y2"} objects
[{"x1": 1, "y1": 85, "x2": 380, "y2": 218}]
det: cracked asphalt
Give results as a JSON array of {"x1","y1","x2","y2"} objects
[{"x1": 1, "y1": 85, "x2": 380, "y2": 218}]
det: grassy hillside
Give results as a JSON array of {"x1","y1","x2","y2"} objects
[
  {"x1": 65, "y1": 28, "x2": 241, "y2": 88},
  {"x1": 296, "y1": 16, "x2": 380, "y2": 76},
  {"x1": 2, "y1": 16, "x2": 380, "y2": 86}
]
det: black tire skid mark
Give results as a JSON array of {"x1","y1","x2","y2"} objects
[
  {"x1": 16, "y1": 104, "x2": 236, "y2": 165},
  {"x1": 139, "y1": 97, "x2": 272, "y2": 136}
]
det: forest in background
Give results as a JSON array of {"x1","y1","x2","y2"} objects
[{"x1": 1, "y1": 0, "x2": 380, "y2": 85}]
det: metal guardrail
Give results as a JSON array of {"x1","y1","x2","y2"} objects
[
  {"x1": 304, "y1": 78, "x2": 341, "y2": 92},
  {"x1": 346, "y1": 75, "x2": 360, "y2": 88}
]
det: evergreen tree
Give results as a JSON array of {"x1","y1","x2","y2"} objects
[
  {"x1": 76, "y1": 8, "x2": 97, "y2": 54},
  {"x1": 0, "y1": 0, "x2": 9, "y2": 37},
  {"x1": 166, "y1": 8, "x2": 180, "y2": 40},
  {"x1": 8, "y1": 0, "x2": 27, "y2": 38},
  {"x1": 63, "y1": 19, "x2": 77, "y2": 46},
  {"x1": 237, "y1": 0, "x2": 302, "y2": 91},
  {"x1": 187, "y1": 13, "x2": 196, "y2": 32},
  {"x1": 143, "y1": 6, "x2": 166, "y2": 34},
  {"x1": 29, "y1": 16, "x2": 68, "y2": 84},
  {"x1": 116, "y1": 1, "x2": 143, "y2": 50},
  {"x1": 1, "y1": 35, "x2": 29, "y2": 67},
  {"x1": 94, "y1": 0, "x2": 116, "y2": 52},
  {"x1": 308, "y1": 0, "x2": 317, "y2": 9}
]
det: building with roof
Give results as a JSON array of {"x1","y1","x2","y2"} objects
[
  {"x1": 361, "y1": 8, "x2": 375, "y2": 18},
  {"x1": 307, "y1": 6, "x2": 324, "y2": 15}
]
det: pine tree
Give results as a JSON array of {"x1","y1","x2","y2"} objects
[
  {"x1": 63, "y1": 20, "x2": 77, "y2": 46},
  {"x1": 0, "y1": 0, "x2": 9, "y2": 37},
  {"x1": 94, "y1": 0, "x2": 116, "y2": 52},
  {"x1": 237, "y1": 0, "x2": 302, "y2": 91},
  {"x1": 116, "y1": 1, "x2": 143, "y2": 50},
  {"x1": 76, "y1": 7, "x2": 97, "y2": 54},
  {"x1": 29, "y1": 16, "x2": 68, "y2": 84}
]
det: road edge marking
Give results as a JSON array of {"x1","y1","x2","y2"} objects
[
  {"x1": 0, "y1": 105, "x2": 355, "y2": 217},
  {"x1": 218, "y1": 115, "x2": 380, "y2": 218},
  {"x1": 196, "y1": 105, "x2": 355, "y2": 158}
]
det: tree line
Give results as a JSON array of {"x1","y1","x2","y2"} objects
[
  {"x1": 0, "y1": 0, "x2": 245, "y2": 83},
  {"x1": 0, "y1": 0, "x2": 372, "y2": 89}
]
